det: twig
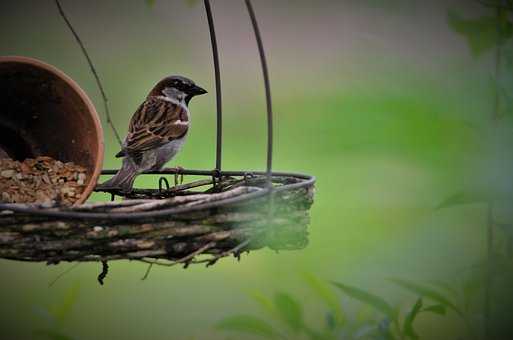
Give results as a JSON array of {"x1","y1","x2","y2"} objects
[
  {"x1": 48, "y1": 262, "x2": 81, "y2": 287},
  {"x1": 141, "y1": 263, "x2": 153, "y2": 281},
  {"x1": 65, "y1": 199, "x2": 151, "y2": 211},
  {"x1": 191, "y1": 238, "x2": 252, "y2": 266},
  {"x1": 54, "y1": 0, "x2": 123, "y2": 146},
  {"x1": 139, "y1": 241, "x2": 217, "y2": 267},
  {"x1": 97, "y1": 260, "x2": 109, "y2": 285},
  {"x1": 110, "y1": 186, "x2": 258, "y2": 213}
]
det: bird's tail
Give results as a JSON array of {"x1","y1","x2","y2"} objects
[{"x1": 96, "y1": 157, "x2": 139, "y2": 192}]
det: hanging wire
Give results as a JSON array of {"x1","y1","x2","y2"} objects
[
  {"x1": 54, "y1": 0, "x2": 123, "y2": 147},
  {"x1": 244, "y1": 0, "x2": 274, "y2": 186},
  {"x1": 203, "y1": 0, "x2": 223, "y2": 173}
]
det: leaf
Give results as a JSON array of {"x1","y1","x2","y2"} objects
[
  {"x1": 422, "y1": 304, "x2": 446, "y2": 315},
  {"x1": 377, "y1": 317, "x2": 395, "y2": 340},
  {"x1": 436, "y1": 187, "x2": 513, "y2": 210},
  {"x1": 216, "y1": 315, "x2": 282, "y2": 339},
  {"x1": 436, "y1": 191, "x2": 487, "y2": 210},
  {"x1": 389, "y1": 279, "x2": 463, "y2": 318},
  {"x1": 145, "y1": 0, "x2": 156, "y2": 7},
  {"x1": 325, "y1": 312, "x2": 336, "y2": 331},
  {"x1": 303, "y1": 273, "x2": 345, "y2": 326},
  {"x1": 273, "y1": 292, "x2": 304, "y2": 332},
  {"x1": 447, "y1": 10, "x2": 513, "y2": 57},
  {"x1": 49, "y1": 283, "x2": 80, "y2": 324},
  {"x1": 332, "y1": 282, "x2": 397, "y2": 321},
  {"x1": 403, "y1": 298, "x2": 423, "y2": 339},
  {"x1": 249, "y1": 291, "x2": 277, "y2": 317},
  {"x1": 427, "y1": 280, "x2": 458, "y2": 298},
  {"x1": 303, "y1": 326, "x2": 334, "y2": 340}
]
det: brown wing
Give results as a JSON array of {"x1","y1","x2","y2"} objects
[{"x1": 120, "y1": 97, "x2": 189, "y2": 157}]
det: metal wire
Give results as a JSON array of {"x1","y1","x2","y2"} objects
[
  {"x1": 158, "y1": 177, "x2": 170, "y2": 193},
  {"x1": 203, "y1": 0, "x2": 223, "y2": 173},
  {"x1": 244, "y1": 0, "x2": 274, "y2": 186}
]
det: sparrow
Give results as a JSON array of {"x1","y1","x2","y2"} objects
[{"x1": 98, "y1": 75, "x2": 207, "y2": 192}]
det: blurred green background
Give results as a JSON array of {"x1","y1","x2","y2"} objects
[{"x1": 1, "y1": 0, "x2": 513, "y2": 339}]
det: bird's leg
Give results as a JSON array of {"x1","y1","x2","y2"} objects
[{"x1": 170, "y1": 166, "x2": 184, "y2": 186}]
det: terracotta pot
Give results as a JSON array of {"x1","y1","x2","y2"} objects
[{"x1": 0, "y1": 56, "x2": 104, "y2": 204}]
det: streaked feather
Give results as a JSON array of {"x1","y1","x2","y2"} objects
[{"x1": 116, "y1": 96, "x2": 189, "y2": 158}]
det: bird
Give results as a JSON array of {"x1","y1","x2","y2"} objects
[{"x1": 97, "y1": 75, "x2": 207, "y2": 192}]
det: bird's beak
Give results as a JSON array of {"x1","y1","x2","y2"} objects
[{"x1": 192, "y1": 85, "x2": 208, "y2": 96}]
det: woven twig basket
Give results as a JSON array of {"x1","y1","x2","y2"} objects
[{"x1": 0, "y1": 170, "x2": 314, "y2": 266}]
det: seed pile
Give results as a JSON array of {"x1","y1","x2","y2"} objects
[{"x1": 0, "y1": 156, "x2": 87, "y2": 205}]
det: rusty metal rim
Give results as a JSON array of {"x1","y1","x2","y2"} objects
[
  {"x1": 0, "y1": 170, "x2": 315, "y2": 221},
  {"x1": 0, "y1": 56, "x2": 105, "y2": 205}
]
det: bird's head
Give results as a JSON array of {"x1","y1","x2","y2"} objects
[{"x1": 148, "y1": 75, "x2": 207, "y2": 105}]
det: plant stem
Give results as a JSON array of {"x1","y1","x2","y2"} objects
[
  {"x1": 484, "y1": 3, "x2": 505, "y2": 338},
  {"x1": 492, "y1": 7, "x2": 503, "y2": 121},
  {"x1": 54, "y1": 0, "x2": 123, "y2": 147},
  {"x1": 484, "y1": 202, "x2": 494, "y2": 338}
]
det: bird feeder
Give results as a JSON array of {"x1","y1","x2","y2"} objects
[
  {"x1": 0, "y1": 0, "x2": 315, "y2": 279},
  {"x1": 0, "y1": 56, "x2": 104, "y2": 205}
]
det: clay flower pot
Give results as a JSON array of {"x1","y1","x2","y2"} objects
[{"x1": 0, "y1": 56, "x2": 104, "y2": 204}]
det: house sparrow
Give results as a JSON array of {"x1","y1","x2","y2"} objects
[{"x1": 98, "y1": 75, "x2": 207, "y2": 192}]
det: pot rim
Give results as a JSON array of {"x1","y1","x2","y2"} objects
[{"x1": 0, "y1": 55, "x2": 105, "y2": 205}]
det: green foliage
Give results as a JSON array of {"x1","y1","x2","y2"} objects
[
  {"x1": 389, "y1": 279, "x2": 463, "y2": 318},
  {"x1": 436, "y1": 191, "x2": 488, "y2": 209},
  {"x1": 218, "y1": 276, "x2": 456, "y2": 340},
  {"x1": 250, "y1": 291, "x2": 279, "y2": 317},
  {"x1": 32, "y1": 330, "x2": 74, "y2": 340},
  {"x1": 303, "y1": 273, "x2": 345, "y2": 326},
  {"x1": 216, "y1": 315, "x2": 284, "y2": 339},
  {"x1": 421, "y1": 304, "x2": 446, "y2": 315},
  {"x1": 403, "y1": 298, "x2": 423, "y2": 339},
  {"x1": 436, "y1": 190, "x2": 513, "y2": 210},
  {"x1": 448, "y1": 9, "x2": 513, "y2": 57},
  {"x1": 273, "y1": 293, "x2": 305, "y2": 332},
  {"x1": 401, "y1": 299, "x2": 445, "y2": 339},
  {"x1": 332, "y1": 282, "x2": 397, "y2": 321},
  {"x1": 427, "y1": 280, "x2": 458, "y2": 298},
  {"x1": 49, "y1": 283, "x2": 80, "y2": 324},
  {"x1": 32, "y1": 283, "x2": 80, "y2": 340}
]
